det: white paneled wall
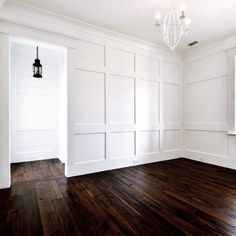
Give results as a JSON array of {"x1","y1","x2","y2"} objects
[
  {"x1": 11, "y1": 41, "x2": 66, "y2": 163},
  {"x1": 0, "y1": 33, "x2": 10, "y2": 189},
  {"x1": 184, "y1": 43, "x2": 236, "y2": 169},
  {"x1": 67, "y1": 37, "x2": 183, "y2": 176}
]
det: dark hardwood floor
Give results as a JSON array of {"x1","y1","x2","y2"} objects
[{"x1": 1, "y1": 158, "x2": 236, "y2": 235}]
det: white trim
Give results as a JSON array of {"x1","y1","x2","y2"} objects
[
  {"x1": 184, "y1": 74, "x2": 228, "y2": 86},
  {"x1": 67, "y1": 151, "x2": 182, "y2": 177},
  {"x1": 185, "y1": 150, "x2": 236, "y2": 170},
  {"x1": 184, "y1": 34, "x2": 236, "y2": 62},
  {"x1": 1, "y1": 1, "x2": 182, "y2": 59},
  {"x1": 227, "y1": 131, "x2": 236, "y2": 135},
  {"x1": 185, "y1": 123, "x2": 229, "y2": 132},
  {"x1": 10, "y1": 35, "x2": 66, "y2": 52}
]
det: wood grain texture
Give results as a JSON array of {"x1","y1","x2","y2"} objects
[{"x1": 1, "y1": 158, "x2": 236, "y2": 235}]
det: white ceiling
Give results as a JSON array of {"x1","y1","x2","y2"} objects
[{"x1": 9, "y1": 0, "x2": 236, "y2": 50}]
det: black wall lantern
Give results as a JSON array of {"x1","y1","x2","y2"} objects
[{"x1": 32, "y1": 46, "x2": 42, "y2": 78}]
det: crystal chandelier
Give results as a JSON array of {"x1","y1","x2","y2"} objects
[{"x1": 155, "y1": 1, "x2": 190, "y2": 51}]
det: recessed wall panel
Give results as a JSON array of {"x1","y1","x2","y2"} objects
[
  {"x1": 138, "y1": 131, "x2": 160, "y2": 154},
  {"x1": 163, "y1": 130, "x2": 180, "y2": 151},
  {"x1": 110, "y1": 75, "x2": 134, "y2": 124},
  {"x1": 185, "y1": 76, "x2": 227, "y2": 123},
  {"x1": 72, "y1": 69, "x2": 105, "y2": 124},
  {"x1": 136, "y1": 55, "x2": 160, "y2": 79},
  {"x1": 137, "y1": 80, "x2": 159, "y2": 124},
  {"x1": 163, "y1": 84, "x2": 180, "y2": 123},
  {"x1": 75, "y1": 40, "x2": 105, "y2": 67},
  {"x1": 109, "y1": 48, "x2": 134, "y2": 74},
  {"x1": 75, "y1": 133, "x2": 106, "y2": 163},
  {"x1": 111, "y1": 132, "x2": 135, "y2": 158},
  {"x1": 185, "y1": 52, "x2": 227, "y2": 83},
  {"x1": 186, "y1": 130, "x2": 227, "y2": 156}
]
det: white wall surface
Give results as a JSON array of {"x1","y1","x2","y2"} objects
[
  {"x1": 1, "y1": 0, "x2": 236, "y2": 190},
  {"x1": 0, "y1": 33, "x2": 10, "y2": 189},
  {"x1": 0, "y1": 5, "x2": 183, "y2": 187},
  {"x1": 1, "y1": 2, "x2": 236, "y2": 189},
  {"x1": 11, "y1": 40, "x2": 66, "y2": 163},
  {"x1": 67, "y1": 36, "x2": 183, "y2": 176},
  {"x1": 184, "y1": 38, "x2": 236, "y2": 169}
]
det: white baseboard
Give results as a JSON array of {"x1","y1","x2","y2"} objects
[
  {"x1": 0, "y1": 180, "x2": 10, "y2": 189},
  {"x1": 66, "y1": 151, "x2": 183, "y2": 177},
  {"x1": 185, "y1": 150, "x2": 236, "y2": 170},
  {"x1": 11, "y1": 155, "x2": 61, "y2": 164}
]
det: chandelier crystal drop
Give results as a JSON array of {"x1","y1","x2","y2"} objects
[{"x1": 155, "y1": 1, "x2": 190, "y2": 51}]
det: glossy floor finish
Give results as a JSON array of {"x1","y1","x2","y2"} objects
[{"x1": 1, "y1": 158, "x2": 236, "y2": 236}]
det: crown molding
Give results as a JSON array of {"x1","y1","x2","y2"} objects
[
  {"x1": 0, "y1": 0, "x2": 182, "y2": 59},
  {"x1": 184, "y1": 33, "x2": 236, "y2": 62}
]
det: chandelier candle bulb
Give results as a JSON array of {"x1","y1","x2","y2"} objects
[
  {"x1": 155, "y1": 12, "x2": 161, "y2": 26},
  {"x1": 155, "y1": 12, "x2": 161, "y2": 20},
  {"x1": 180, "y1": 4, "x2": 186, "y2": 19},
  {"x1": 180, "y1": 3, "x2": 187, "y2": 12},
  {"x1": 185, "y1": 17, "x2": 191, "y2": 29}
]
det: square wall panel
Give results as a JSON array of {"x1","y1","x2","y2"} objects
[
  {"x1": 163, "y1": 84, "x2": 180, "y2": 123},
  {"x1": 74, "y1": 133, "x2": 106, "y2": 164},
  {"x1": 137, "y1": 80, "x2": 159, "y2": 124},
  {"x1": 110, "y1": 75, "x2": 134, "y2": 124},
  {"x1": 75, "y1": 40, "x2": 105, "y2": 67},
  {"x1": 138, "y1": 131, "x2": 160, "y2": 154},
  {"x1": 185, "y1": 76, "x2": 227, "y2": 124},
  {"x1": 163, "y1": 130, "x2": 180, "y2": 151},
  {"x1": 111, "y1": 132, "x2": 135, "y2": 158},
  {"x1": 72, "y1": 69, "x2": 105, "y2": 124},
  {"x1": 136, "y1": 55, "x2": 160, "y2": 80},
  {"x1": 109, "y1": 48, "x2": 134, "y2": 74}
]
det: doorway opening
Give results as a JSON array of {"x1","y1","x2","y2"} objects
[{"x1": 10, "y1": 37, "x2": 67, "y2": 179}]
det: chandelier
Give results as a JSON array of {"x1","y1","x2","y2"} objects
[{"x1": 155, "y1": 1, "x2": 190, "y2": 51}]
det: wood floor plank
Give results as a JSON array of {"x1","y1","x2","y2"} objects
[
  {"x1": 37, "y1": 199, "x2": 62, "y2": 236},
  {"x1": 53, "y1": 198, "x2": 82, "y2": 236},
  {"x1": 1, "y1": 158, "x2": 236, "y2": 235}
]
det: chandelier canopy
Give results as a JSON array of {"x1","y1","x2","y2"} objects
[{"x1": 155, "y1": 1, "x2": 190, "y2": 51}]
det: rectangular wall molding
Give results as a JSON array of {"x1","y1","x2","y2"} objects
[
  {"x1": 184, "y1": 46, "x2": 236, "y2": 171},
  {"x1": 68, "y1": 36, "x2": 183, "y2": 177}
]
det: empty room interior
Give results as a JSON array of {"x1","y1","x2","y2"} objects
[{"x1": 1, "y1": 0, "x2": 236, "y2": 235}]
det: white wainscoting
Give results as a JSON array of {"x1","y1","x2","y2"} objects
[
  {"x1": 67, "y1": 37, "x2": 183, "y2": 177},
  {"x1": 0, "y1": 2, "x2": 184, "y2": 188},
  {"x1": 184, "y1": 45, "x2": 236, "y2": 170}
]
